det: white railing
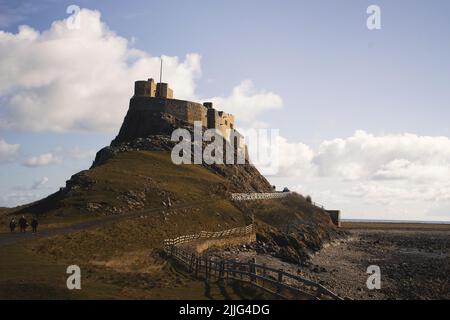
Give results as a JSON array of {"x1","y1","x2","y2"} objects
[{"x1": 231, "y1": 192, "x2": 291, "y2": 201}]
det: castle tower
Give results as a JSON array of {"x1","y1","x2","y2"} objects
[
  {"x1": 148, "y1": 78, "x2": 157, "y2": 96},
  {"x1": 121, "y1": 78, "x2": 240, "y2": 145},
  {"x1": 134, "y1": 80, "x2": 148, "y2": 96},
  {"x1": 134, "y1": 78, "x2": 157, "y2": 97},
  {"x1": 156, "y1": 82, "x2": 173, "y2": 99},
  {"x1": 203, "y1": 102, "x2": 235, "y2": 140}
]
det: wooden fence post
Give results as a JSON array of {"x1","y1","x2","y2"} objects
[
  {"x1": 189, "y1": 253, "x2": 195, "y2": 272},
  {"x1": 219, "y1": 261, "x2": 224, "y2": 280},
  {"x1": 195, "y1": 256, "x2": 199, "y2": 277},
  {"x1": 262, "y1": 263, "x2": 267, "y2": 287},
  {"x1": 210, "y1": 259, "x2": 214, "y2": 280},
  {"x1": 209, "y1": 258, "x2": 213, "y2": 281},
  {"x1": 205, "y1": 256, "x2": 209, "y2": 282},
  {"x1": 203, "y1": 256, "x2": 207, "y2": 280},
  {"x1": 226, "y1": 262, "x2": 229, "y2": 280},
  {"x1": 250, "y1": 258, "x2": 256, "y2": 283},
  {"x1": 277, "y1": 269, "x2": 283, "y2": 294},
  {"x1": 315, "y1": 287, "x2": 323, "y2": 299}
]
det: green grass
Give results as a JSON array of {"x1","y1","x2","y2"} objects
[
  {"x1": 0, "y1": 236, "x2": 271, "y2": 300},
  {"x1": 0, "y1": 214, "x2": 104, "y2": 235},
  {"x1": 80, "y1": 150, "x2": 230, "y2": 206},
  {"x1": 2, "y1": 151, "x2": 243, "y2": 231}
]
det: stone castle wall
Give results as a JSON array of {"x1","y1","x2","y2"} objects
[
  {"x1": 129, "y1": 96, "x2": 207, "y2": 126},
  {"x1": 130, "y1": 96, "x2": 234, "y2": 138},
  {"x1": 121, "y1": 84, "x2": 236, "y2": 141},
  {"x1": 165, "y1": 99, "x2": 207, "y2": 127},
  {"x1": 207, "y1": 108, "x2": 235, "y2": 139}
]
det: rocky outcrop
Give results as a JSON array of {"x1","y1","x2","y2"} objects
[
  {"x1": 93, "y1": 133, "x2": 273, "y2": 195},
  {"x1": 112, "y1": 96, "x2": 194, "y2": 145},
  {"x1": 92, "y1": 107, "x2": 273, "y2": 194},
  {"x1": 93, "y1": 135, "x2": 176, "y2": 168}
]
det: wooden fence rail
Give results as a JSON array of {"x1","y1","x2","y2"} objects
[
  {"x1": 163, "y1": 224, "x2": 254, "y2": 247},
  {"x1": 163, "y1": 226, "x2": 343, "y2": 300}
]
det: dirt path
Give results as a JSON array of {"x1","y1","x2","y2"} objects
[{"x1": 0, "y1": 200, "x2": 214, "y2": 246}]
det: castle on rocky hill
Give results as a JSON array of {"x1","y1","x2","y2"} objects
[{"x1": 132, "y1": 78, "x2": 235, "y2": 140}]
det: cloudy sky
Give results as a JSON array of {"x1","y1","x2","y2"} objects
[{"x1": 1, "y1": 0, "x2": 450, "y2": 221}]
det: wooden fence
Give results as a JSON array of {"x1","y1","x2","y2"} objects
[
  {"x1": 163, "y1": 225, "x2": 343, "y2": 300},
  {"x1": 163, "y1": 224, "x2": 254, "y2": 247}
]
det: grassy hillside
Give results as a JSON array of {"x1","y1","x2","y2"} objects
[
  {"x1": 1, "y1": 148, "x2": 340, "y2": 299},
  {"x1": 1, "y1": 150, "x2": 252, "y2": 299},
  {"x1": 4, "y1": 150, "x2": 247, "y2": 225}
]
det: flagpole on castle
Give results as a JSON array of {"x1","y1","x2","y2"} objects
[{"x1": 159, "y1": 58, "x2": 163, "y2": 83}]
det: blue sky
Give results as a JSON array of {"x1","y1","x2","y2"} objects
[{"x1": 1, "y1": 0, "x2": 450, "y2": 221}]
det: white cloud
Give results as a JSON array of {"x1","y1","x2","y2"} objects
[
  {"x1": 374, "y1": 159, "x2": 450, "y2": 182},
  {"x1": 23, "y1": 153, "x2": 61, "y2": 167},
  {"x1": 0, "y1": 9, "x2": 201, "y2": 133},
  {"x1": 313, "y1": 130, "x2": 450, "y2": 182},
  {"x1": 2, "y1": 176, "x2": 51, "y2": 207},
  {"x1": 0, "y1": 8, "x2": 282, "y2": 134},
  {"x1": 265, "y1": 130, "x2": 450, "y2": 221},
  {"x1": 270, "y1": 135, "x2": 315, "y2": 177},
  {"x1": 0, "y1": 138, "x2": 19, "y2": 162},
  {"x1": 208, "y1": 80, "x2": 283, "y2": 124},
  {"x1": 31, "y1": 176, "x2": 49, "y2": 190}
]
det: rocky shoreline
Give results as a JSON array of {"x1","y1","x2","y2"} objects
[{"x1": 206, "y1": 228, "x2": 450, "y2": 299}]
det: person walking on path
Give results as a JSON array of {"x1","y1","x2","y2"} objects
[
  {"x1": 9, "y1": 218, "x2": 17, "y2": 233},
  {"x1": 18, "y1": 216, "x2": 28, "y2": 233},
  {"x1": 31, "y1": 217, "x2": 39, "y2": 234}
]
